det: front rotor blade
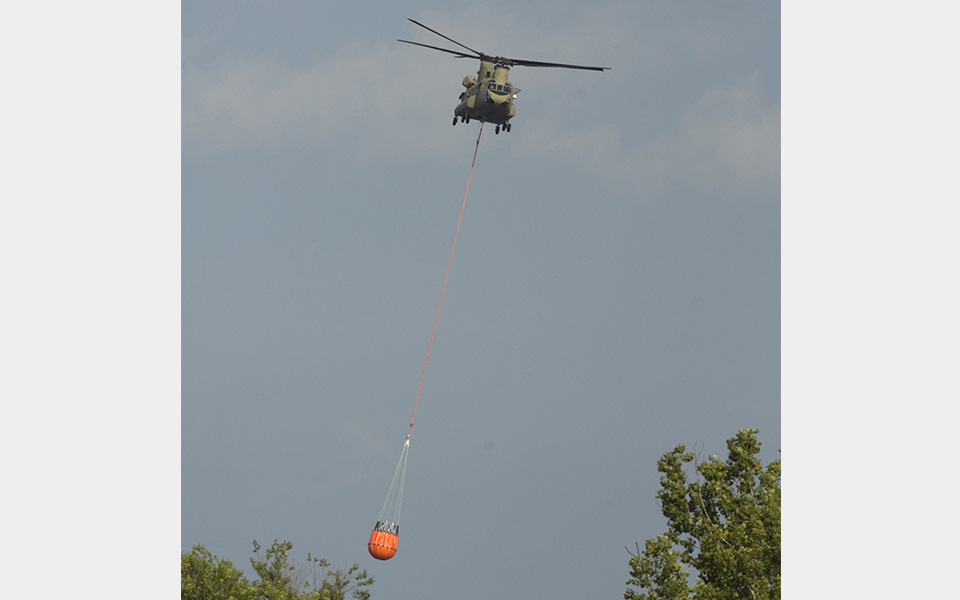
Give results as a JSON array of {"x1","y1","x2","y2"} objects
[
  {"x1": 397, "y1": 39, "x2": 477, "y2": 59},
  {"x1": 407, "y1": 18, "x2": 484, "y2": 57},
  {"x1": 506, "y1": 57, "x2": 610, "y2": 71}
]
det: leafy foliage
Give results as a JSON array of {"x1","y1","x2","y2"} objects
[
  {"x1": 249, "y1": 539, "x2": 374, "y2": 600},
  {"x1": 182, "y1": 545, "x2": 252, "y2": 600},
  {"x1": 182, "y1": 540, "x2": 373, "y2": 600},
  {"x1": 625, "y1": 429, "x2": 780, "y2": 600}
]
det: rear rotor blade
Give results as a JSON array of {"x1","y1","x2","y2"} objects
[
  {"x1": 401, "y1": 18, "x2": 609, "y2": 72},
  {"x1": 407, "y1": 18, "x2": 484, "y2": 57}
]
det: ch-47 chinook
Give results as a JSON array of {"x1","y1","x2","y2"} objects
[{"x1": 399, "y1": 19, "x2": 609, "y2": 134}]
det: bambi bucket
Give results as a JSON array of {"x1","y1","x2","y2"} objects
[{"x1": 368, "y1": 528, "x2": 398, "y2": 560}]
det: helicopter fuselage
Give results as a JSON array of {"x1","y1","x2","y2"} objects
[
  {"x1": 399, "y1": 18, "x2": 607, "y2": 134},
  {"x1": 453, "y1": 61, "x2": 517, "y2": 131}
]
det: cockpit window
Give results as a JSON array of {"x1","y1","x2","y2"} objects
[{"x1": 487, "y1": 83, "x2": 514, "y2": 95}]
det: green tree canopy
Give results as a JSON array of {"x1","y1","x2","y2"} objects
[
  {"x1": 248, "y1": 539, "x2": 374, "y2": 600},
  {"x1": 625, "y1": 428, "x2": 780, "y2": 600},
  {"x1": 182, "y1": 545, "x2": 252, "y2": 600},
  {"x1": 182, "y1": 540, "x2": 373, "y2": 600}
]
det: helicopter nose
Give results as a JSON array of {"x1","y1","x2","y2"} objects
[{"x1": 484, "y1": 91, "x2": 506, "y2": 105}]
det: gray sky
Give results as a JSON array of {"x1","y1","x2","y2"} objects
[{"x1": 182, "y1": 1, "x2": 779, "y2": 597}]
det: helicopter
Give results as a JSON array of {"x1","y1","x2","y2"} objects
[{"x1": 399, "y1": 19, "x2": 609, "y2": 134}]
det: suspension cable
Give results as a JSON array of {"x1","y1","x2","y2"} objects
[{"x1": 407, "y1": 123, "x2": 484, "y2": 438}]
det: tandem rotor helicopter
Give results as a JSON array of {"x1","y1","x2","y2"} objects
[{"x1": 399, "y1": 19, "x2": 609, "y2": 134}]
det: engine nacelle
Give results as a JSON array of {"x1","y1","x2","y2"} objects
[{"x1": 462, "y1": 75, "x2": 477, "y2": 88}]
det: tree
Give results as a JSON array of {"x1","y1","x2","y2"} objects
[
  {"x1": 625, "y1": 428, "x2": 780, "y2": 600},
  {"x1": 248, "y1": 539, "x2": 374, "y2": 600},
  {"x1": 182, "y1": 540, "x2": 373, "y2": 600},
  {"x1": 182, "y1": 545, "x2": 253, "y2": 600}
]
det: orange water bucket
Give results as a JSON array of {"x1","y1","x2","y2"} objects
[{"x1": 368, "y1": 528, "x2": 399, "y2": 560}]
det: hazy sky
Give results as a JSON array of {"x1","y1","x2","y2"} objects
[{"x1": 182, "y1": 1, "x2": 780, "y2": 598}]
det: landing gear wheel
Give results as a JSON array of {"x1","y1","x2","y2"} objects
[
  {"x1": 453, "y1": 116, "x2": 458, "y2": 126},
  {"x1": 495, "y1": 125, "x2": 500, "y2": 134},
  {"x1": 506, "y1": 123, "x2": 512, "y2": 133}
]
